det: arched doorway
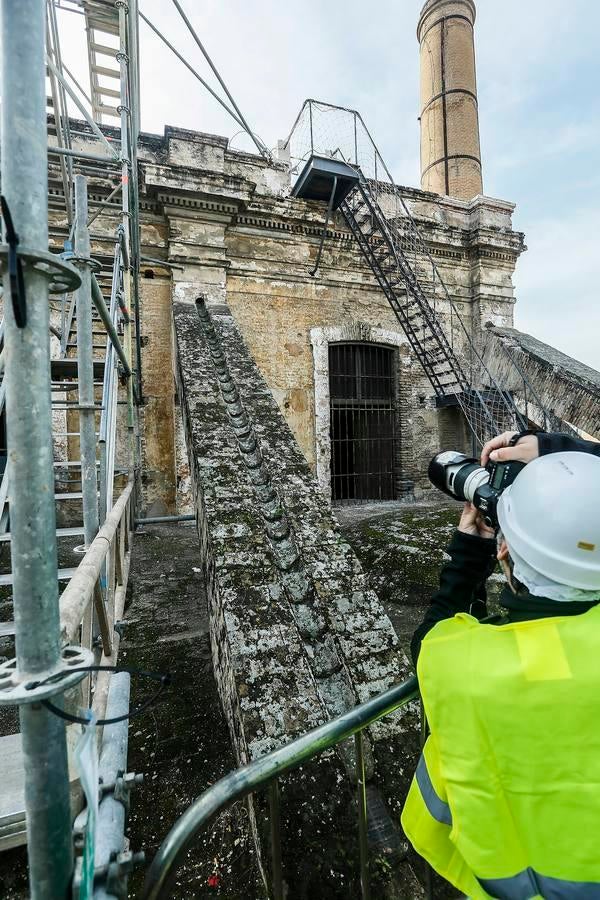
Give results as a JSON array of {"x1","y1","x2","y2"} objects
[{"x1": 329, "y1": 342, "x2": 397, "y2": 503}]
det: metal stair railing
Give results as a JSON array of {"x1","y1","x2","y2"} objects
[
  {"x1": 142, "y1": 675, "x2": 420, "y2": 900},
  {"x1": 340, "y1": 179, "x2": 514, "y2": 445},
  {"x1": 283, "y1": 100, "x2": 540, "y2": 446},
  {"x1": 343, "y1": 183, "x2": 470, "y2": 395}
]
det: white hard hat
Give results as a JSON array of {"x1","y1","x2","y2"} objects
[{"x1": 497, "y1": 452, "x2": 600, "y2": 590}]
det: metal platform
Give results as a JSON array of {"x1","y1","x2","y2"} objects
[
  {"x1": 292, "y1": 155, "x2": 359, "y2": 208},
  {"x1": 0, "y1": 734, "x2": 26, "y2": 850},
  {"x1": 0, "y1": 567, "x2": 77, "y2": 586},
  {"x1": 50, "y1": 359, "x2": 105, "y2": 380}
]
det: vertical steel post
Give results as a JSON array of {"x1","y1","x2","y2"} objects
[
  {"x1": 95, "y1": 673, "x2": 132, "y2": 900},
  {"x1": 0, "y1": 0, "x2": 73, "y2": 895},
  {"x1": 74, "y1": 175, "x2": 100, "y2": 549},
  {"x1": 355, "y1": 731, "x2": 371, "y2": 900},
  {"x1": 119, "y1": 0, "x2": 143, "y2": 423},
  {"x1": 268, "y1": 780, "x2": 284, "y2": 900}
]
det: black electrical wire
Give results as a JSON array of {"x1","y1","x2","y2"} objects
[{"x1": 29, "y1": 665, "x2": 171, "y2": 726}]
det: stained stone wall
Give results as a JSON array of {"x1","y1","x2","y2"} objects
[
  {"x1": 144, "y1": 127, "x2": 523, "y2": 509},
  {"x1": 174, "y1": 295, "x2": 423, "y2": 896},
  {"x1": 138, "y1": 275, "x2": 177, "y2": 515},
  {"x1": 47, "y1": 120, "x2": 525, "y2": 511},
  {"x1": 483, "y1": 326, "x2": 600, "y2": 438}
]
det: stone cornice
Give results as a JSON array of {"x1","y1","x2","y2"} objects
[
  {"x1": 136, "y1": 169, "x2": 524, "y2": 266},
  {"x1": 474, "y1": 247, "x2": 523, "y2": 264},
  {"x1": 164, "y1": 125, "x2": 229, "y2": 149},
  {"x1": 142, "y1": 162, "x2": 255, "y2": 206},
  {"x1": 234, "y1": 213, "x2": 353, "y2": 244},
  {"x1": 138, "y1": 162, "x2": 524, "y2": 266},
  {"x1": 226, "y1": 266, "x2": 383, "y2": 293},
  {"x1": 161, "y1": 195, "x2": 238, "y2": 225}
]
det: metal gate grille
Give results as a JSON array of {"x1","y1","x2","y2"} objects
[{"x1": 329, "y1": 343, "x2": 396, "y2": 504}]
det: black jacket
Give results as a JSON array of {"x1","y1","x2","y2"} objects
[
  {"x1": 538, "y1": 432, "x2": 600, "y2": 458},
  {"x1": 411, "y1": 432, "x2": 600, "y2": 666}
]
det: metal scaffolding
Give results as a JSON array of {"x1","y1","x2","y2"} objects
[
  {"x1": 0, "y1": 1, "x2": 277, "y2": 890},
  {"x1": 1, "y1": 3, "x2": 75, "y2": 894},
  {"x1": 0, "y1": 0, "x2": 142, "y2": 894}
]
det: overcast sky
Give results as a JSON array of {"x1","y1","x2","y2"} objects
[{"x1": 56, "y1": 0, "x2": 600, "y2": 369}]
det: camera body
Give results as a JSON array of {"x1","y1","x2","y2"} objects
[{"x1": 428, "y1": 451, "x2": 525, "y2": 528}]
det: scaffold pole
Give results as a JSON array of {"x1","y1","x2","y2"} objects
[
  {"x1": 74, "y1": 175, "x2": 100, "y2": 550},
  {"x1": 0, "y1": 0, "x2": 73, "y2": 895}
]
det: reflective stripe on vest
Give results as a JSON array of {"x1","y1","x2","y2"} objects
[
  {"x1": 480, "y1": 868, "x2": 600, "y2": 900},
  {"x1": 415, "y1": 752, "x2": 452, "y2": 826}
]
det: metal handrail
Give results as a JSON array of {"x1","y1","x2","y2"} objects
[
  {"x1": 59, "y1": 478, "x2": 135, "y2": 720},
  {"x1": 60, "y1": 479, "x2": 133, "y2": 644},
  {"x1": 143, "y1": 675, "x2": 419, "y2": 900}
]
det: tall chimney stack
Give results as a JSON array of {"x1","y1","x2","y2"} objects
[{"x1": 417, "y1": 0, "x2": 483, "y2": 200}]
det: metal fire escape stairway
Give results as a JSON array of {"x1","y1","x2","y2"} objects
[
  {"x1": 337, "y1": 174, "x2": 524, "y2": 444},
  {"x1": 286, "y1": 102, "x2": 529, "y2": 445},
  {"x1": 341, "y1": 180, "x2": 472, "y2": 400}
]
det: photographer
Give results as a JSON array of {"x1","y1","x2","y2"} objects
[
  {"x1": 410, "y1": 430, "x2": 600, "y2": 663},
  {"x1": 401, "y1": 432, "x2": 600, "y2": 899}
]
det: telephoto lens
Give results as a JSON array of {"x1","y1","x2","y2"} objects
[
  {"x1": 428, "y1": 451, "x2": 490, "y2": 503},
  {"x1": 428, "y1": 450, "x2": 526, "y2": 528}
]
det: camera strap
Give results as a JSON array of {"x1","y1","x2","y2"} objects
[{"x1": 509, "y1": 428, "x2": 544, "y2": 447}]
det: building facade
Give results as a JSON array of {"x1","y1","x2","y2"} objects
[{"x1": 47, "y1": 0, "x2": 526, "y2": 515}]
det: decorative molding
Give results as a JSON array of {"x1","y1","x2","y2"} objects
[
  {"x1": 234, "y1": 214, "x2": 353, "y2": 243},
  {"x1": 158, "y1": 194, "x2": 238, "y2": 216}
]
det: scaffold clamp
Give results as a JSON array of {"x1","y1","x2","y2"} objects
[
  {"x1": 0, "y1": 644, "x2": 94, "y2": 706},
  {"x1": 0, "y1": 242, "x2": 82, "y2": 295}
]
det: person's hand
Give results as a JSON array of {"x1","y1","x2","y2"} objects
[
  {"x1": 458, "y1": 502, "x2": 496, "y2": 539},
  {"x1": 480, "y1": 431, "x2": 539, "y2": 466}
]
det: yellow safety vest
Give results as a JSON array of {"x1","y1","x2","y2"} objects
[{"x1": 401, "y1": 604, "x2": 600, "y2": 900}]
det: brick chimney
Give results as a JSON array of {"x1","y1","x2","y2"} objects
[{"x1": 417, "y1": 0, "x2": 483, "y2": 200}]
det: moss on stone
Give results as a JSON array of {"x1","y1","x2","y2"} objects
[{"x1": 339, "y1": 501, "x2": 504, "y2": 657}]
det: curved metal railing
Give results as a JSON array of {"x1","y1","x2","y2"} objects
[{"x1": 142, "y1": 675, "x2": 419, "y2": 900}]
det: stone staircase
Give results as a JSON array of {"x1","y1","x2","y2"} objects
[{"x1": 173, "y1": 296, "x2": 424, "y2": 897}]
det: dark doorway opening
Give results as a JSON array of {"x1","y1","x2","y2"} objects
[{"x1": 329, "y1": 342, "x2": 397, "y2": 504}]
